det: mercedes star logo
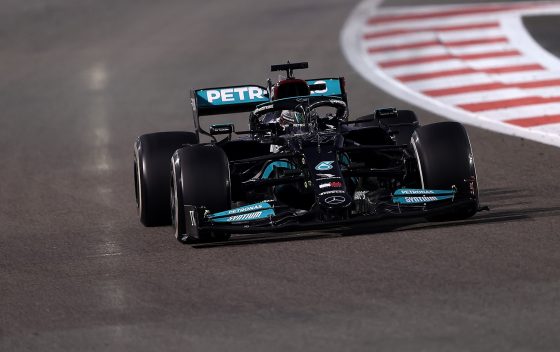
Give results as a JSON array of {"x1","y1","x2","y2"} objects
[{"x1": 324, "y1": 195, "x2": 346, "y2": 205}]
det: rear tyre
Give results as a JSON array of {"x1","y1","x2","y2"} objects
[
  {"x1": 411, "y1": 122, "x2": 479, "y2": 221},
  {"x1": 171, "y1": 145, "x2": 231, "y2": 243},
  {"x1": 134, "y1": 131, "x2": 198, "y2": 226}
]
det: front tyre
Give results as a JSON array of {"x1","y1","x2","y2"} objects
[
  {"x1": 134, "y1": 131, "x2": 198, "y2": 226},
  {"x1": 171, "y1": 145, "x2": 231, "y2": 243},
  {"x1": 411, "y1": 122, "x2": 479, "y2": 221}
]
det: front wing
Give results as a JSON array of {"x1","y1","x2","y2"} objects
[{"x1": 183, "y1": 191, "x2": 478, "y2": 237}]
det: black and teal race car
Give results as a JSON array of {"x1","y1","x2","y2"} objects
[{"x1": 134, "y1": 62, "x2": 481, "y2": 244}]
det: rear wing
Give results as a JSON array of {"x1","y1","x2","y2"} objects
[
  {"x1": 306, "y1": 78, "x2": 346, "y2": 100},
  {"x1": 191, "y1": 85, "x2": 269, "y2": 117},
  {"x1": 190, "y1": 77, "x2": 347, "y2": 138}
]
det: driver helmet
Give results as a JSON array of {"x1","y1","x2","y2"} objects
[
  {"x1": 279, "y1": 110, "x2": 304, "y2": 125},
  {"x1": 271, "y1": 78, "x2": 310, "y2": 100}
]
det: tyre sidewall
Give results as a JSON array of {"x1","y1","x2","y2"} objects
[
  {"x1": 412, "y1": 122, "x2": 478, "y2": 219},
  {"x1": 173, "y1": 145, "x2": 231, "y2": 243},
  {"x1": 134, "y1": 131, "x2": 198, "y2": 226}
]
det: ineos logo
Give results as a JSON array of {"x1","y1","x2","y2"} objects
[{"x1": 324, "y1": 195, "x2": 346, "y2": 205}]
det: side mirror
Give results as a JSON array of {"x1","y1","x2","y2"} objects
[
  {"x1": 210, "y1": 123, "x2": 234, "y2": 135},
  {"x1": 374, "y1": 107, "x2": 398, "y2": 119}
]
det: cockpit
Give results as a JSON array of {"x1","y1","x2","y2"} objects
[{"x1": 251, "y1": 95, "x2": 348, "y2": 137}]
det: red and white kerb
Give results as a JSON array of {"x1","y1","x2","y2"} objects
[{"x1": 342, "y1": 0, "x2": 560, "y2": 148}]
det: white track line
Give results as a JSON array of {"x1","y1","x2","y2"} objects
[
  {"x1": 369, "y1": 47, "x2": 449, "y2": 61},
  {"x1": 482, "y1": 102, "x2": 560, "y2": 120},
  {"x1": 341, "y1": 0, "x2": 560, "y2": 148},
  {"x1": 496, "y1": 71, "x2": 560, "y2": 83},
  {"x1": 383, "y1": 60, "x2": 467, "y2": 77},
  {"x1": 437, "y1": 88, "x2": 531, "y2": 105},
  {"x1": 366, "y1": 33, "x2": 438, "y2": 47},
  {"x1": 406, "y1": 73, "x2": 495, "y2": 90},
  {"x1": 436, "y1": 29, "x2": 505, "y2": 41},
  {"x1": 448, "y1": 43, "x2": 517, "y2": 56},
  {"x1": 365, "y1": 17, "x2": 504, "y2": 32},
  {"x1": 532, "y1": 123, "x2": 560, "y2": 134},
  {"x1": 466, "y1": 56, "x2": 536, "y2": 69}
]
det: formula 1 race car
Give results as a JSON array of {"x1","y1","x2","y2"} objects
[{"x1": 134, "y1": 62, "x2": 480, "y2": 243}]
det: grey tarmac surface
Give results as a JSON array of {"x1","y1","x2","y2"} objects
[{"x1": 1, "y1": 0, "x2": 560, "y2": 351}]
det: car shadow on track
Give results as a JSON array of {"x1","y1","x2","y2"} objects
[
  {"x1": 478, "y1": 187, "x2": 529, "y2": 202},
  {"x1": 192, "y1": 188, "x2": 560, "y2": 248}
]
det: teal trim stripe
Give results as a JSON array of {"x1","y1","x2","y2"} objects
[
  {"x1": 209, "y1": 208, "x2": 275, "y2": 223},
  {"x1": 207, "y1": 201, "x2": 276, "y2": 223},
  {"x1": 208, "y1": 202, "x2": 272, "y2": 219},
  {"x1": 261, "y1": 161, "x2": 294, "y2": 179},
  {"x1": 392, "y1": 195, "x2": 454, "y2": 204},
  {"x1": 393, "y1": 188, "x2": 455, "y2": 196}
]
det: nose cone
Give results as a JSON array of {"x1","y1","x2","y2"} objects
[{"x1": 318, "y1": 191, "x2": 352, "y2": 209}]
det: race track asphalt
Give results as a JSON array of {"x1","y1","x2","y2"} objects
[{"x1": 1, "y1": 0, "x2": 560, "y2": 351}]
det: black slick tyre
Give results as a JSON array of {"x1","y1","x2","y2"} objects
[
  {"x1": 411, "y1": 122, "x2": 479, "y2": 221},
  {"x1": 171, "y1": 145, "x2": 231, "y2": 244},
  {"x1": 134, "y1": 131, "x2": 198, "y2": 226}
]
